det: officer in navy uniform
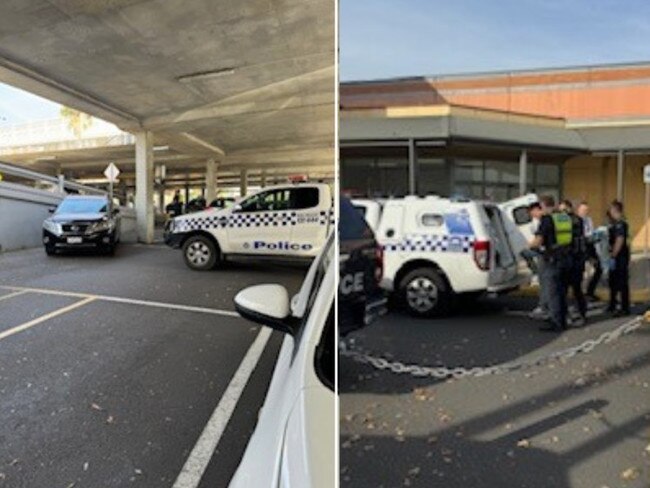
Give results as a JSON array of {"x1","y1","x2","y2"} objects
[
  {"x1": 607, "y1": 200, "x2": 631, "y2": 316},
  {"x1": 559, "y1": 199, "x2": 587, "y2": 326},
  {"x1": 530, "y1": 195, "x2": 573, "y2": 332}
]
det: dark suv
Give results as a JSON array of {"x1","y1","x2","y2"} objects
[
  {"x1": 339, "y1": 196, "x2": 386, "y2": 337},
  {"x1": 43, "y1": 195, "x2": 120, "y2": 255}
]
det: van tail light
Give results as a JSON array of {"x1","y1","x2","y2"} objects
[
  {"x1": 374, "y1": 245, "x2": 384, "y2": 284},
  {"x1": 473, "y1": 240, "x2": 491, "y2": 271}
]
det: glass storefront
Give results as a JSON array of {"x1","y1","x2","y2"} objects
[
  {"x1": 341, "y1": 147, "x2": 409, "y2": 197},
  {"x1": 341, "y1": 145, "x2": 563, "y2": 202}
]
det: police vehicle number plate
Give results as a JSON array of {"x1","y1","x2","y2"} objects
[{"x1": 67, "y1": 237, "x2": 83, "y2": 244}]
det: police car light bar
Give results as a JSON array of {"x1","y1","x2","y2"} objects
[{"x1": 288, "y1": 175, "x2": 308, "y2": 183}]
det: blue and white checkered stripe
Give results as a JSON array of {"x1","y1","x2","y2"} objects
[
  {"x1": 319, "y1": 209, "x2": 335, "y2": 226},
  {"x1": 175, "y1": 210, "x2": 332, "y2": 233},
  {"x1": 384, "y1": 234, "x2": 475, "y2": 253}
]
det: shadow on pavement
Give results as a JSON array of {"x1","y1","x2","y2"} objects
[{"x1": 341, "y1": 351, "x2": 650, "y2": 487}]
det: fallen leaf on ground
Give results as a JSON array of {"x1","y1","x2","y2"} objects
[
  {"x1": 621, "y1": 467, "x2": 639, "y2": 481},
  {"x1": 517, "y1": 439, "x2": 531, "y2": 448},
  {"x1": 90, "y1": 403, "x2": 103, "y2": 411}
]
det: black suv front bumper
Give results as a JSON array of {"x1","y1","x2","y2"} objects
[{"x1": 43, "y1": 229, "x2": 116, "y2": 249}]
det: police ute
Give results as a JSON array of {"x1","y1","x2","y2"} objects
[
  {"x1": 164, "y1": 183, "x2": 334, "y2": 270},
  {"x1": 357, "y1": 195, "x2": 533, "y2": 317}
]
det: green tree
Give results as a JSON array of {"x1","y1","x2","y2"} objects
[{"x1": 60, "y1": 106, "x2": 93, "y2": 137}]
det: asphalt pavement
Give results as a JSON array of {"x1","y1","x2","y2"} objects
[
  {"x1": 0, "y1": 244, "x2": 306, "y2": 488},
  {"x1": 340, "y1": 296, "x2": 650, "y2": 488}
]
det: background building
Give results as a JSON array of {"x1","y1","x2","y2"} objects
[{"x1": 340, "y1": 61, "x2": 650, "y2": 251}]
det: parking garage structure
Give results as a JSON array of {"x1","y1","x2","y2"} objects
[
  {"x1": 340, "y1": 61, "x2": 650, "y2": 252},
  {"x1": 0, "y1": 0, "x2": 335, "y2": 245}
]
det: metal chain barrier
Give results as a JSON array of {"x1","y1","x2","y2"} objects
[{"x1": 340, "y1": 316, "x2": 647, "y2": 379}]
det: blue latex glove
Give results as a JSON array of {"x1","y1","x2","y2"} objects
[{"x1": 608, "y1": 258, "x2": 616, "y2": 271}]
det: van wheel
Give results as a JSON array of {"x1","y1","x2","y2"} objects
[
  {"x1": 399, "y1": 268, "x2": 450, "y2": 317},
  {"x1": 183, "y1": 235, "x2": 220, "y2": 271}
]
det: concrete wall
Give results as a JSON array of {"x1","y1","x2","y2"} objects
[
  {"x1": 0, "y1": 181, "x2": 63, "y2": 252},
  {"x1": 0, "y1": 182, "x2": 137, "y2": 252},
  {"x1": 564, "y1": 154, "x2": 650, "y2": 252}
]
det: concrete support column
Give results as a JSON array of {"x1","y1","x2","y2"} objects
[
  {"x1": 617, "y1": 149, "x2": 625, "y2": 201},
  {"x1": 135, "y1": 131, "x2": 154, "y2": 244},
  {"x1": 261, "y1": 170, "x2": 267, "y2": 188},
  {"x1": 240, "y1": 169, "x2": 248, "y2": 197},
  {"x1": 519, "y1": 149, "x2": 528, "y2": 196},
  {"x1": 158, "y1": 186, "x2": 166, "y2": 213},
  {"x1": 205, "y1": 158, "x2": 217, "y2": 202},
  {"x1": 408, "y1": 138, "x2": 417, "y2": 195}
]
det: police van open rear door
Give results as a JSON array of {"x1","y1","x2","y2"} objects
[
  {"x1": 498, "y1": 194, "x2": 538, "y2": 283},
  {"x1": 483, "y1": 204, "x2": 519, "y2": 291}
]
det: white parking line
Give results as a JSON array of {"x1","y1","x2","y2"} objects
[
  {"x1": 0, "y1": 297, "x2": 95, "y2": 341},
  {"x1": 0, "y1": 290, "x2": 29, "y2": 302},
  {"x1": 172, "y1": 327, "x2": 273, "y2": 488},
  {"x1": 0, "y1": 285, "x2": 239, "y2": 318}
]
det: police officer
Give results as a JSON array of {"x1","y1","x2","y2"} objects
[
  {"x1": 559, "y1": 199, "x2": 587, "y2": 326},
  {"x1": 530, "y1": 195, "x2": 573, "y2": 332},
  {"x1": 607, "y1": 200, "x2": 631, "y2": 316}
]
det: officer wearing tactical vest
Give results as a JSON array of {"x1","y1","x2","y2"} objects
[
  {"x1": 559, "y1": 199, "x2": 588, "y2": 326},
  {"x1": 530, "y1": 195, "x2": 573, "y2": 331}
]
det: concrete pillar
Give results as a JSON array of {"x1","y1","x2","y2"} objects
[
  {"x1": 184, "y1": 183, "x2": 190, "y2": 206},
  {"x1": 261, "y1": 170, "x2": 267, "y2": 188},
  {"x1": 408, "y1": 138, "x2": 417, "y2": 195},
  {"x1": 135, "y1": 131, "x2": 155, "y2": 243},
  {"x1": 240, "y1": 169, "x2": 248, "y2": 197},
  {"x1": 205, "y1": 158, "x2": 217, "y2": 202},
  {"x1": 519, "y1": 149, "x2": 528, "y2": 196},
  {"x1": 57, "y1": 174, "x2": 65, "y2": 194},
  {"x1": 158, "y1": 186, "x2": 166, "y2": 213},
  {"x1": 617, "y1": 149, "x2": 625, "y2": 201}
]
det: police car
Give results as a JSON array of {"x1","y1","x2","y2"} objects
[
  {"x1": 356, "y1": 195, "x2": 532, "y2": 317},
  {"x1": 164, "y1": 183, "x2": 334, "y2": 270},
  {"x1": 229, "y1": 233, "x2": 334, "y2": 488}
]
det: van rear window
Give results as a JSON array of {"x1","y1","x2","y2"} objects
[{"x1": 513, "y1": 206, "x2": 532, "y2": 225}]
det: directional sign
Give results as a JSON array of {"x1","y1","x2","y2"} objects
[
  {"x1": 104, "y1": 162, "x2": 120, "y2": 182},
  {"x1": 645, "y1": 165, "x2": 650, "y2": 184}
]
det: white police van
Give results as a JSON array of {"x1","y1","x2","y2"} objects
[
  {"x1": 357, "y1": 195, "x2": 532, "y2": 317},
  {"x1": 165, "y1": 183, "x2": 334, "y2": 270}
]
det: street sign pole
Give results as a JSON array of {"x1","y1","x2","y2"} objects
[
  {"x1": 104, "y1": 162, "x2": 120, "y2": 211},
  {"x1": 109, "y1": 179, "x2": 114, "y2": 211},
  {"x1": 644, "y1": 165, "x2": 650, "y2": 257},
  {"x1": 643, "y1": 164, "x2": 650, "y2": 258}
]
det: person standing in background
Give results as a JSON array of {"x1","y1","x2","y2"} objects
[
  {"x1": 578, "y1": 201, "x2": 602, "y2": 301},
  {"x1": 607, "y1": 201, "x2": 631, "y2": 316}
]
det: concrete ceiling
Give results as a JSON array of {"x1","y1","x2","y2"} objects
[{"x1": 0, "y1": 0, "x2": 334, "y2": 174}]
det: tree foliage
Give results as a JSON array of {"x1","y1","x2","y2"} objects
[{"x1": 60, "y1": 106, "x2": 93, "y2": 137}]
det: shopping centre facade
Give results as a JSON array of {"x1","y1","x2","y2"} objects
[{"x1": 340, "y1": 62, "x2": 650, "y2": 250}]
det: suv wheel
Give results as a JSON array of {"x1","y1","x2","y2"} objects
[
  {"x1": 183, "y1": 235, "x2": 220, "y2": 271},
  {"x1": 44, "y1": 245, "x2": 56, "y2": 256},
  {"x1": 399, "y1": 268, "x2": 450, "y2": 317}
]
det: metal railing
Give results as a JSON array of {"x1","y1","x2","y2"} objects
[{"x1": 0, "y1": 161, "x2": 106, "y2": 196}]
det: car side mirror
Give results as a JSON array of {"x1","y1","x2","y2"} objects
[
  {"x1": 234, "y1": 284, "x2": 299, "y2": 336},
  {"x1": 232, "y1": 204, "x2": 242, "y2": 212},
  {"x1": 48, "y1": 207, "x2": 56, "y2": 214}
]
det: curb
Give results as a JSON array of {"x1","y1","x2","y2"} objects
[{"x1": 512, "y1": 286, "x2": 650, "y2": 303}]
